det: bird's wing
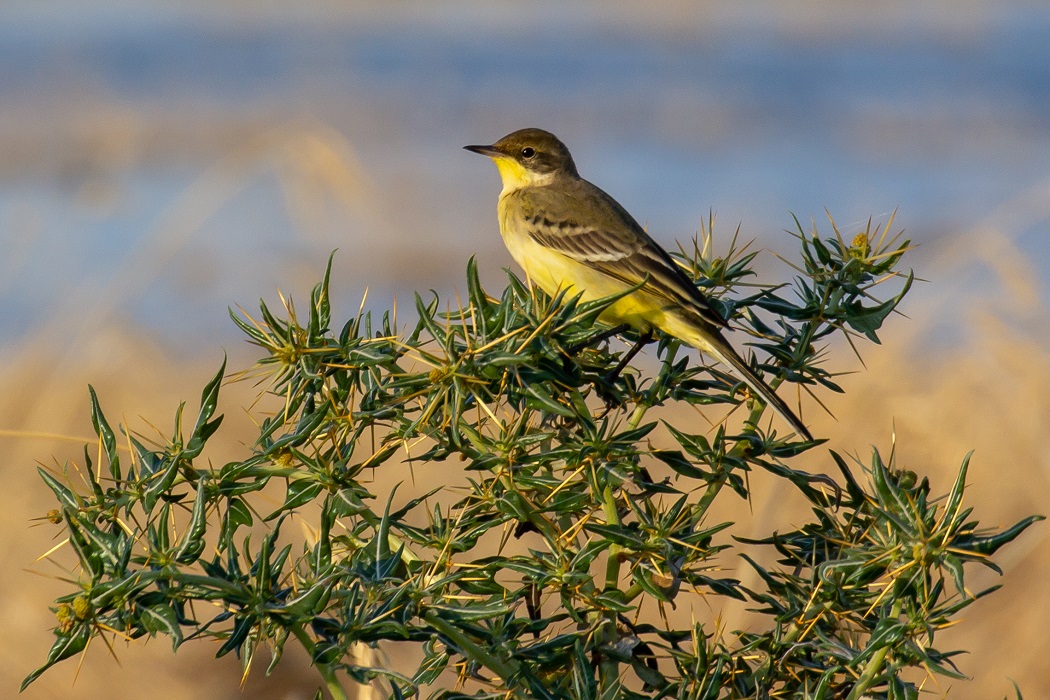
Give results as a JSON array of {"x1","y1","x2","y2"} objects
[{"x1": 520, "y1": 181, "x2": 728, "y2": 330}]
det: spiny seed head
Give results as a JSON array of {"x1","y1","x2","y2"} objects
[
  {"x1": 850, "y1": 232, "x2": 871, "y2": 259},
  {"x1": 55, "y1": 604, "x2": 74, "y2": 634},
  {"x1": 72, "y1": 595, "x2": 92, "y2": 620}
]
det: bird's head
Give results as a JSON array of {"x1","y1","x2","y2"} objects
[{"x1": 465, "y1": 128, "x2": 578, "y2": 191}]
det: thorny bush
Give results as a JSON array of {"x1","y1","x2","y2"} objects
[{"x1": 27, "y1": 216, "x2": 1041, "y2": 699}]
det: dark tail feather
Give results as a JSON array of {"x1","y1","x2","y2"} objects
[{"x1": 700, "y1": 333, "x2": 813, "y2": 441}]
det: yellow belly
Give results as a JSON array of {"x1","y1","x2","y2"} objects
[{"x1": 498, "y1": 212, "x2": 700, "y2": 344}]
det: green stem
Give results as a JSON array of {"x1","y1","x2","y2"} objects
[
  {"x1": 695, "y1": 473, "x2": 727, "y2": 519},
  {"x1": 847, "y1": 647, "x2": 892, "y2": 700},
  {"x1": 598, "y1": 483, "x2": 624, "y2": 695},
  {"x1": 845, "y1": 601, "x2": 902, "y2": 700},
  {"x1": 423, "y1": 611, "x2": 520, "y2": 681},
  {"x1": 743, "y1": 374, "x2": 783, "y2": 432},
  {"x1": 626, "y1": 402, "x2": 649, "y2": 430},
  {"x1": 291, "y1": 625, "x2": 349, "y2": 700},
  {"x1": 697, "y1": 375, "x2": 787, "y2": 516},
  {"x1": 596, "y1": 618, "x2": 622, "y2": 698},
  {"x1": 621, "y1": 582, "x2": 645, "y2": 603},
  {"x1": 601, "y1": 484, "x2": 623, "y2": 590}
]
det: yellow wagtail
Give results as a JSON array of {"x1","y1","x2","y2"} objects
[{"x1": 465, "y1": 128, "x2": 811, "y2": 440}]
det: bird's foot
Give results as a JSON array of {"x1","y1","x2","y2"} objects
[{"x1": 565, "y1": 324, "x2": 631, "y2": 356}]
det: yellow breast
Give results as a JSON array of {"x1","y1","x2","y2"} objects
[{"x1": 496, "y1": 203, "x2": 678, "y2": 334}]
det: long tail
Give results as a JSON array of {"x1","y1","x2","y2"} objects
[{"x1": 687, "y1": 328, "x2": 812, "y2": 441}]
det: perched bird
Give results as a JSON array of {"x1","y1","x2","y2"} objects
[{"x1": 465, "y1": 128, "x2": 811, "y2": 440}]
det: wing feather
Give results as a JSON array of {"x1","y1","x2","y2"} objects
[{"x1": 521, "y1": 191, "x2": 728, "y2": 331}]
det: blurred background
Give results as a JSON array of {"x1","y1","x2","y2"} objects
[{"x1": 2, "y1": 1, "x2": 1049, "y2": 697}]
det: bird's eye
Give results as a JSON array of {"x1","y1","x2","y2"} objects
[{"x1": 521, "y1": 147, "x2": 536, "y2": 159}]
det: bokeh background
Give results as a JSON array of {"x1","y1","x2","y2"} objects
[{"x1": 2, "y1": 1, "x2": 1049, "y2": 697}]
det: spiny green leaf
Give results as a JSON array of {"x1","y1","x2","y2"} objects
[
  {"x1": 88, "y1": 386, "x2": 120, "y2": 481},
  {"x1": 185, "y1": 357, "x2": 226, "y2": 459},
  {"x1": 650, "y1": 449, "x2": 708, "y2": 480},
  {"x1": 36, "y1": 468, "x2": 82, "y2": 513},
  {"x1": 139, "y1": 603, "x2": 184, "y2": 650},
  {"x1": 844, "y1": 271, "x2": 914, "y2": 342},
  {"x1": 175, "y1": 476, "x2": 211, "y2": 564},
  {"x1": 957, "y1": 515, "x2": 1045, "y2": 556},
  {"x1": 267, "y1": 477, "x2": 324, "y2": 520},
  {"x1": 20, "y1": 625, "x2": 91, "y2": 691}
]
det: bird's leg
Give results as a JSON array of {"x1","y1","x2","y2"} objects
[
  {"x1": 565, "y1": 323, "x2": 631, "y2": 356},
  {"x1": 604, "y1": 329, "x2": 654, "y2": 385},
  {"x1": 562, "y1": 323, "x2": 631, "y2": 377},
  {"x1": 591, "y1": 330, "x2": 654, "y2": 415}
]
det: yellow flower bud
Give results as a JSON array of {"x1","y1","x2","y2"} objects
[{"x1": 72, "y1": 595, "x2": 92, "y2": 620}]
